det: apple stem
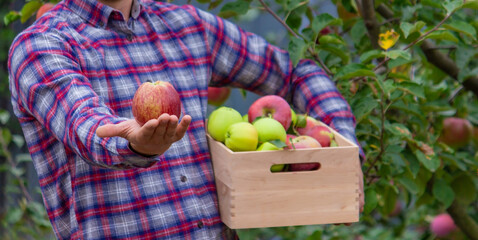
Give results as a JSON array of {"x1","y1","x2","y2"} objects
[{"x1": 290, "y1": 137, "x2": 296, "y2": 150}]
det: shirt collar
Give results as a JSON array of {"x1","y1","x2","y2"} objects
[{"x1": 64, "y1": 0, "x2": 143, "y2": 28}]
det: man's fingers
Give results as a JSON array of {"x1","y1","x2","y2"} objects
[
  {"x1": 174, "y1": 115, "x2": 192, "y2": 141},
  {"x1": 164, "y1": 115, "x2": 179, "y2": 138}
]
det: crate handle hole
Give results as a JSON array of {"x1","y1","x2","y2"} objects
[{"x1": 270, "y1": 162, "x2": 321, "y2": 173}]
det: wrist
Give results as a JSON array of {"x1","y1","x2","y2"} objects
[{"x1": 128, "y1": 142, "x2": 157, "y2": 158}]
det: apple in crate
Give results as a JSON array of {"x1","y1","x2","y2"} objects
[
  {"x1": 132, "y1": 80, "x2": 181, "y2": 125},
  {"x1": 305, "y1": 125, "x2": 334, "y2": 147},
  {"x1": 252, "y1": 117, "x2": 287, "y2": 143},
  {"x1": 257, "y1": 142, "x2": 285, "y2": 172},
  {"x1": 208, "y1": 107, "x2": 243, "y2": 143},
  {"x1": 225, "y1": 122, "x2": 258, "y2": 151},
  {"x1": 207, "y1": 87, "x2": 231, "y2": 107},
  {"x1": 296, "y1": 115, "x2": 321, "y2": 135},
  {"x1": 287, "y1": 136, "x2": 322, "y2": 171},
  {"x1": 248, "y1": 95, "x2": 292, "y2": 130}
]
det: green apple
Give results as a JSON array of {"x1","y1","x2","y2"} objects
[
  {"x1": 257, "y1": 142, "x2": 285, "y2": 172},
  {"x1": 242, "y1": 114, "x2": 249, "y2": 122},
  {"x1": 207, "y1": 106, "x2": 243, "y2": 143},
  {"x1": 290, "y1": 108, "x2": 297, "y2": 127},
  {"x1": 225, "y1": 122, "x2": 258, "y2": 151},
  {"x1": 252, "y1": 117, "x2": 287, "y2": 143}
]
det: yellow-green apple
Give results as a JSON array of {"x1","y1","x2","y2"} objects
[
  {"x1": 296, "y1": 115, "x2": 321, "y2": 135},
  {"x1": 132, "y1": 81, "x2": 181, "y2": 125},
  {"x1": 242, "y1": 114, "x2": 249, "y2": 122},
  {"x1": 305, "y1": 125, "x2": 334, "y2": 147},
  {"x1": 36, "y1": 3, "x2": 55, "y2": 20},
  {"x1": 252, "y1": 118, "x2": 287, "y2": 143},
  {"x1": 248, "y1": 95, "x2": 292, "y2": 130},
  {"x1": 207, "y1": 106, "x2": 243, "y2": 142},
  {"x1": 287, "y1": 136, "x2": 321, "y2": 171},
  {"x1": 438, "y1": 117, "x2": 473, "y2": 148},
  {"x1": 225, "y1": 122, "x2": 258, "y2": 151},
  {"x1": 430, "y1": 213, "x2": 456, "y2": 238},
  {"x1": 257, "y1": 142, "x2": 285, "y2": 172},
  {"x1": 207, "y1": 87, "x2": 231, "y2": 107}
]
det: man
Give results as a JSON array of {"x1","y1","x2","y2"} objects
[{"x1": 8, "y1": 0, "x2": 364, "y2": 239}]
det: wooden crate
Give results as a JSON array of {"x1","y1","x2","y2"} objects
[{"x1": 206, "y1": 123, "x2": 361, "y2": 229}]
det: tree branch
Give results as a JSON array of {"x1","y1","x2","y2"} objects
[
  {"x1": 361, "y1": 0, "x2": 381, "y2": 49},
  {"x1": 447, "y1": 200, "x2": 478, "y2": 240},
  {"x1": 256, "y1": 0, "x2": 333, "y2": 76},
  {"x1": 375, "y1": 3, "x2": 478, "y2": 97}
]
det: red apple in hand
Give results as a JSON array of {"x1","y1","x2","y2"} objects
[
  {"x1": 287, "y1": 136, "x2": 321, "y2": 171},
  {"x1": 248, "y1": 95, "x2": 292, "y2": 130},
  {"x1": 132, "y1": 81, "x2": 181, "y2": 125},
  {"x1": 438, "y1": 117, "x2": 473, "y2": 149},
  {"x1": 207, "y1": 87, "x2": 231, "y2": 107},
  {"x1": 305, "y1": 125, "x2": 334, "y2": 147}
]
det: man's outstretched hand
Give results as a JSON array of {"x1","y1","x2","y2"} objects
[{"x1": 96, "y1": 114, "x2": 192, "y2": 156}]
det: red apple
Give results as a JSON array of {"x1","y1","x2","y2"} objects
[
  {"x1": 207, "y1": 87, "x2": 231, "y2": 107},
  {"x1": 36, "y1": 3, "x2": 55, "y2": 20},
  {"x1": 248, "y1": 95, "x2": 292, "y2": 130},
  {"x1": 285, "y1": 134, "x2": 297, "y2": 148},
  {"x1": 430, "y1": 213, "x2": 456, "y2": 238},
  {"x1": 287, "y1": 135, "x2": 321, "y2": 171},
  {"x1": 305, "y1": 125, "x2": 334, "y2": 147},
  {"x1": 438, "y1": 117, "x2": 473, "y2": 148},
  {"x1": 297, "y1": 115, "x2": 321, "y2": 135},
  {"x1": 132, "y1": 81, "x2": 181, "y2": 125}
]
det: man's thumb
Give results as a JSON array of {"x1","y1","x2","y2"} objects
[{"x1": 96, "y1": 124, "x2": 120, "y2": 138}]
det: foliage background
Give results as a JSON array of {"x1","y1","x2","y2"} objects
[{"x1": 1, "y1": 0, "x2": 478, "y2": 239}]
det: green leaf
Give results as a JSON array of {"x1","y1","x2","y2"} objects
[
  {"x1": 285, "y1": 0, "x2": 309, "y2": 11},
  {"x1": 442, "y1": 0, "x2": 464, "y2": 14},
  {"x1": 443, "y1": 20, "x2": 477, "y2": 39},
  {"x1": 219, "y1": 0, "x2": 250, "y2": 18},
  {"x1": 386, "y1": 123, "x2": 412, "y2": 139},
  {"x1": 364, "y1": 188, "x2": 378, "y2": 214},
  {"x1": 0, "y1": 110, "x2": 10, "y2": 125},
  {"x1": 397, "y1": 173, "x2": 419, "y2": 195},
  {"x1": 311, "y1": 13, "x2": 342, "y2": 35},
  {"x1": 359, "y1": 49, "x2": 384, "y2": 63},
  {"x1": 296, "y1": 114, "x2": 307, "y2": 128},
  {"x1": 317, "y1": 44, "x2": 350, "y2": 64},
  {"x1": 20, "y1": 0, "x2": 42, "y2": 23},
  {"x1": 451, "y1": 173, "x2": 476, "y2": 205},
  {"x1": 11, "y1": 167, "x2": 25, "y2": 177},
  {"x1": 397, "y1": 81, "x2": 425, "y2": 99},
  {"x1": 400, "y1": 21, "x2": 426, "y2": 39},
  {"x1": 463, "y1": 0, "x2": 478, "y2": 9},
  {"x1": 3, "y1": 11, "x2": 21, "y2": 26},
  {"x1": 268, "y1": 140, "x2": 288, "y2": 149},
  {"x1": 425, "y1": 30, "x2": 459, "y2": 43},
  {"x1": 384, "y1": 50, "x2": 411, "y2": 61},
  {"x1": 6, "y1": 208, "x2": 24, "y2": 224},
  {"x1": 318, "y1": 34, "x2": 344, "y2": 45},
  {"x1": 414, "y1": 148, "x2": 440, "y2": 172},
  {"x1": 432, "y1": 179, "x2": 455, "y2": 208},
  {"x1": 350, "y1": 19, "x2": 366, "y2": 46},
  {"x1": 240, "y1": 89, "x2": 247, "y2": 99},
  {"x1": 352, "y1": 96, "x2": 378, "y2": 123},
  {"x1": 288, "y1": 37, "x2": 307, "y2": 66},
  {"x1": 334, "y1": 63, "x2": 375, "y2": 81}
]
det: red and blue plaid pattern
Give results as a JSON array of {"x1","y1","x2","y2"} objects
[{"x1": 8, "y1": 0, "x2": 362, "y2": 239}]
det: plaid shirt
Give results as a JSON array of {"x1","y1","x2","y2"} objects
[{"x1": 8, "y1": 0, "x2": 362, "y2": 239}]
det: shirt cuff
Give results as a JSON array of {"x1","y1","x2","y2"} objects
[{"x1": 115, "y1": 138, "x2": 158, "y2": 168}]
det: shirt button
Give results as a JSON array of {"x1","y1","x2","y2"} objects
[
  {"x1": 127, "y1": 34, "x2": 134, "y2": 41},
  {"x1": 180, "y1": 175, "x2": 187, "y2": 182},
  {"x1": 197, "y1": 221, "x2": 204, "y2": 229}
]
